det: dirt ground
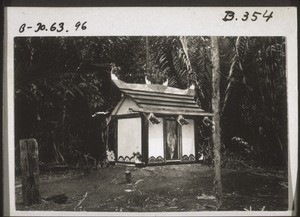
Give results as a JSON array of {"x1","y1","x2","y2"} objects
[{"x1": 15, "y1": 164, "x2": 288, "y2": 212}]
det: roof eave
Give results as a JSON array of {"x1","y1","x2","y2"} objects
[{"x1": 129, "y1": 108, "x2": 213, "y2": 117}]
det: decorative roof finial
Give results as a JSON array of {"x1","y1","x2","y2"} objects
[
  {"x1": 110, "y1": 63, "x2": 119, "y2": 80},
  {"x1": 162, "y1": 78, "x2": 169, "y2": 86},
  {"x1": 189, "y1": 84, "x2": 195, "y2": 90},
  {"x1": 145, "y1": 76, "x2": 151, "y2": 84}
]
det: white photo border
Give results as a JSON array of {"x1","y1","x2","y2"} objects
[{"x1": 4, "y1": 6, "x2": 298, "y2": 216}]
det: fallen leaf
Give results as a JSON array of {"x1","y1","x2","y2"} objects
[
  {"x1": 196, "y1": 194, "x2": 215, "y2": 200},
  {"x1": 166, "y1": 206, "x2": 178, "y2": 209},
  {"x1": 134, "y1": 179, "x2": 144, "y2": 185},
  {"x1": 279, "y1": 182, "x2": 288, "y2": 188},
  {"x1": 204, "y1": 204, "x2": 216, "y2": 209}
]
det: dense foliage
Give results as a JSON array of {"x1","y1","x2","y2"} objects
[{"x1": 14, "y1": 36, "x2": 287, "y2": 171}]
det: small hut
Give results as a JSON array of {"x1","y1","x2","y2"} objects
[{"x1": 106, "y1": 75, "x2": 212, "y2": 166}]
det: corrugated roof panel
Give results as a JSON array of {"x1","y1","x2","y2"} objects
[
  {"x1": 134, "y1": 99, "x2": 198, "y2": 107},
  {"x1": 143, "y1": 105, "x2": 203, "y2": 112},
  {"x1": 122, "y1": 93, "x2": 195, "y2": 104},
  {"x1": 130, "y1": 107, "x2": 213, "y2": 116},
  {"x1": 122, "y1": 89, "x2": 194, "y2": 100}
]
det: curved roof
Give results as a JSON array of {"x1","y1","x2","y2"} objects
[{"x1": 112, "y1": 79, "x2": 213, "y2": 116}]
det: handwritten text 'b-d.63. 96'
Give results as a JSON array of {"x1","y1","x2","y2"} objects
[
  {"x1": 222, "y1": 10, "x2": 273, "y2": 22},
  {"x1": 18, "y1": 21, "x2": 87, "y2": 33}
]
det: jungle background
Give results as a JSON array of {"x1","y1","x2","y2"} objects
[{"x1": 14, "y1": 36, "x2": 287, "y2": 173}]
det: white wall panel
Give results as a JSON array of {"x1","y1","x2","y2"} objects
[
  {"x1": 117, "y1": 118, "x2": 141, "y2": 158},
  {"x1": 182, "y1": 119, "x2": 195, "y2": 156},
  {"x1": 148, "y1": 118, "x2": 164, "y2": 158}
]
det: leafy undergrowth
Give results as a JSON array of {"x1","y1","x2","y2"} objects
[{"x1": 15, "y1": 164, "x2": 288, "y2": 212}]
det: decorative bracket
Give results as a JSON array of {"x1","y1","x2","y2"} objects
[
  {"x1": 144, "y1": 113, "x2": 160, "y2": 124},
  {"x1": 202, "y1": 116, "x2": 213, "y2": 127},
  {"x1": 177, "y1": 115, "x2": 189, "y2": 125}
]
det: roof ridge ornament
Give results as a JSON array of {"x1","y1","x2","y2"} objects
[
  {"x1": 110, "y1": 63, "x2": 119, "y2": 80},
  {"x1": 162, "y1": 78, "x2": 169, "y2": 86},
  {"x1": 145, "y1": 76, "x2": 151, "y2": 85},
  {"x1": 189, "y1": 84, "x2": 195, "y2": 90}
]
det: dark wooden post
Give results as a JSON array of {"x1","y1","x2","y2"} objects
[
  {"x1": 141, "y1": 116, "x2": 149, "y2": 165},
  {"x1": 20, "y1": 138, "x2": 41, "y2": 205}
]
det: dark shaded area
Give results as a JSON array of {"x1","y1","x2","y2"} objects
[
  {"x1": 222, "y1": 170, "x2": 288, "y2": 210},
  {"x1": 219, "y1": 37, "x2": 288, "y2": 167}
]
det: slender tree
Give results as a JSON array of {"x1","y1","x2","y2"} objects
[{"x1": 211, "y1": 36, "x2": 223, "y2": 210}]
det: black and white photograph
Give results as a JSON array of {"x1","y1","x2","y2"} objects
[{"x1": 3, "y1": 7, "x2": 298, "y2": 216}]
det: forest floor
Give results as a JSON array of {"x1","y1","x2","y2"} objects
[{"x1": 15, "y1": 164, "x2": 288, "y2": 212}]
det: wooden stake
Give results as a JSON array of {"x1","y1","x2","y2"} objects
[
  {"x1": 125, "y1": 170, "x2": 131, "y2": 183},
  {"x1": 20, "y1": 139, "x2": 41, "y2": 205}
]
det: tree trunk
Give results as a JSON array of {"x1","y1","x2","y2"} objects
[
  {"x1": 20, "y1": 138, "x2": 41, "y2": 206},
  {"x1": 180, "y1": 36, "x2": 192, "y2": 72},
  {"x1": 145, "y1": 36, "x2": 150, "y2": 74},
  {"x1": 211, "y1": 36, "x2": 223, "y2": 210}
]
